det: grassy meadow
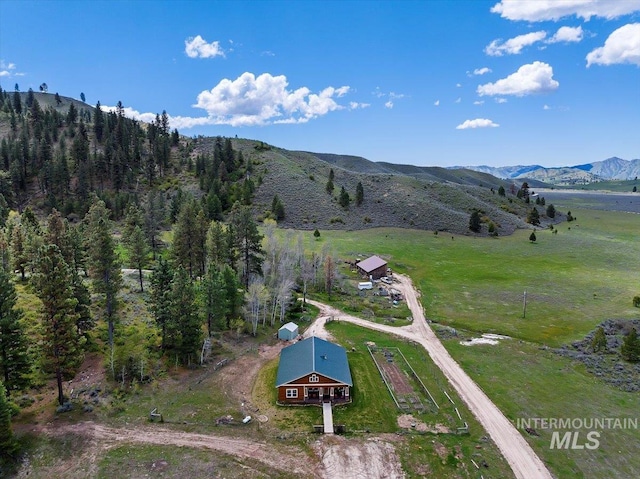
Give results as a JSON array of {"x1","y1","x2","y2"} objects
[
  {"x1": 307, "y1": 207, "x2": 640, "y2": 347},
  {"x1": 300, "y1": 206, "x2": 640, "y2": 478}
]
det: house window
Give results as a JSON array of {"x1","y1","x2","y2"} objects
[
  {"x1": 309, "y1": 374, "x2": 319, "y2": 383},
  {"x1": 286, "y1": 388, "x2": 298, "y2": 398}
]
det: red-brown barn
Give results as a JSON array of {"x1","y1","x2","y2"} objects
[{"x1": 356, "y1": 255, "x2": 388, "y2": 280}]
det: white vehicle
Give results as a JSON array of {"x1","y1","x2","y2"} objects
[{"x1": 358, "y1": 281, "x2": 373, "y2": 290}]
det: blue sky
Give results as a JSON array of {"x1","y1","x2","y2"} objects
[{"x1": 1, "y1": 0, "x2": 639, "y2": 167}]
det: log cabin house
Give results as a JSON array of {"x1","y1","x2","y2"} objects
[{"x1": 276, "y1": 336, "x2": 353, "y2": 405}]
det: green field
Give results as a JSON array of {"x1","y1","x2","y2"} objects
[
  {"x1": 308, "y1": 208, "x2": 640, "y2": 347},
  {"x1": 301, "y1": 207, "x2": 640, "y2": 478}
]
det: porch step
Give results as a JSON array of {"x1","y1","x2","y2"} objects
[{"x1": 322, "y1": 401, "x2": 334, "y2": 434}]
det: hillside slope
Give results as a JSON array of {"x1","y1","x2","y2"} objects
[
  {"x1": 194, "y1": 139, "x2": 534, "y2": 236},
  {"x1": 0, "y1": 92, "x2": 542, "y2": 236}
]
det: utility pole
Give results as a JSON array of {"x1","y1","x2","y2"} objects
[{"x1": 523, "y1": 291, "x2": 527, "y2": 318}]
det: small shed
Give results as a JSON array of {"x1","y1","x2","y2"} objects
[
  {"x1": 278, "y1": 322, "x2": 299, "y2": 341},
  {"x1": 356, "y1": 255, "x2": 388, "y2": 280}
]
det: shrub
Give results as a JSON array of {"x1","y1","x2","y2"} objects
[
  {"x1": 329, "y1": 217, "x2": 344, "y2": 224},
  {"x1": 633, "y1": 296, "x2": 640, "y2": 308}
]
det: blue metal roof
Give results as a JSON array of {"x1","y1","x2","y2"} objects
[{"x1": 276, "y1": 336, "x2": 353, "y2": 387}]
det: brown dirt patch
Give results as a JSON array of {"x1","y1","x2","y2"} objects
[
  {"x1": 397, "y1": 414, "x2": 452, "y2": 433},
  {"x1": 313, "y1": 435, "x2": 405, "y2": 479},
  {"x1": 377, "y1": 353, "x2": 413, "y2": 395},
  {"x1": 216, "y1": 342, "x2": 285, "y2": 409}
]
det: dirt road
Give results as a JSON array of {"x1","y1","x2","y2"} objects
[
  {"x1": 45, "y1": 421, "x2": 317, "y2": 477},
  {"x1": 306, "y1": 273, "x2": 553, "y2": 479}
]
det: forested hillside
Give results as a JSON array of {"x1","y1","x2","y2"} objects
[{"x1": 0, "y1": 88, "x2": 568, "y2": 471}]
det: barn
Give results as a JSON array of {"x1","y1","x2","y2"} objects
[
  {"x1": 356, "y1": 255, "x2": 388, "y2": 280},
  {"x1": 276, "y1": 336, "x2": 352, "y2": 405},
  {"x1": 278, "y1": 322, "x2": 299, "y2": 341}
]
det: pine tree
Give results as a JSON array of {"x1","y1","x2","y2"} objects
[
  {"x1": 206, "y1": 220, "x2": 229, "y2": 269},
  {"x1": 498, "y1": 185, "x2": 506, "y2": 197},
  {"x1": 26, "y1": 88, "x2": 34, "y2": 108},
  {"x1": 0, "y1": 268, "x2": 30, "y2": 395},
  {"x1": 149, "y1": 257, "x2": 174, "y2": 350},
  {"x1": 469, "y1": 210, "x2": 481, "y2": 233},
  {"x1": 128, "y1": 225, "x2": 148, "y2": 292},
  {"x1": 144, "y1": 189, "x2": 164, "y2": 259},
  {"x1": 527, "y1": 207, "x2": 540, "y2": 226},
  {"x1": 84, "y1": 198, "x2": 122, "y2": 347},
  {"x1": 271, "y1": 195, "x2": 285, "y2": 220},
  {"x1": 32, "y1": 245, "x2": 81, "y2": 406},
  {"x1": 529, "y1": 231, "x2": 537, "y2": 243},
  {"x1": 222, "y1": 265, "x2": 242, "y2": 328},
  {"x1": 591, "y1": 326, "x2": 607, "y2": 353},
  {"x1": 12, "y1": 91, "x2": 21, "y2": 115},
  {"x1": 356, "y1": 181, "x2": 364, "y2": 206},
  {"x1": 546, "y1": 204, "x2": 556, "y2": 219},
  {"x1": 0, "y1": 380, "x2": 17, "y2": 459},
  {"x1": 9, "y1": 224, "x2": 27, "y2": 281},
  {"x1": 66, "y1": 102, "x2": 77, "y2": 125},
  {"x1": 201, "y1": 266, "x2": 227, "y2": 336},
  {"x1": 171, "y1": 267, "x2": 201, "y2": 365},
  {"x1": 326, "y1": 168, "x2": 335, "y2": 194},
  {"x1": 94, "y1": 101, "x2": 104, "y2": 143},
  {"x1": 229, "y1": 203, "x2": 264, "y2": 289},
  {"x1": 172, "y1": 199, "x2": 206, "y2": 279},
  {"x1": 621, "y1": 328, "x2": 640, "y2": 362},
  {"x1": 339, "y1": 186, "x2": 350, "y2": 208}
]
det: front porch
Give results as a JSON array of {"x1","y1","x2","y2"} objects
[{"x1": 304, "y1": 385, "x2": 350, "y2": 405}]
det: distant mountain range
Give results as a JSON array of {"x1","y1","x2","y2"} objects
[{"x1": 456, "y1": 157, "x2": 640, "y2": 185}]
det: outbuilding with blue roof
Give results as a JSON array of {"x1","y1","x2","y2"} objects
[{"x1": 276, "y1": 336, "x2": 352, "y2": 404}]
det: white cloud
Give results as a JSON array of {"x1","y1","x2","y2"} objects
[
  {"x1": 473, "y1": 67, "x2": 492, "y2": 75},
  {"x1": 491, "y1": 0, "x2": 640, "y2": 21},
  {"x1": 373, "y1": 89, "x2": 406, "y2": 108},
  {"x1": 586, "y1": 23, "x2": 640, "y2": 67},
  {"x1": 456, "y1": 118, "x2": 499, "y2": 129},
  {"x1": 485, "y1": 31, "x2": 547, "y2": 56},
  {"x1": 547, "y1": 25, "x2": 584, "y2": 43},
  {"x1": 193, "y1": 72, "x2": 350, "y2": 126},
  {"x1": 473, "y1": 100, "x2": 485, "y2": 105},
  {"x1": 185, "y1": 35, "x2": 225, "y2": 58},
  {"x1": 335, "y1": 86, "x2": 350, "y2": 97},
  {"x1": 455, "y1": 97, "x2": 462, "y2": 103},
  {"x1": 543, "y1": 104, "x2": 551, "y2": 110},
  {"x1": 456, "y1": 83, "x2": 462, "y2": 87},
  {"x1": 101, "y1": 73, "x2": 352, "y2": 129},
  {"x1": 477, "y1": 61, "x2": 559, "y2": 96},
  {"x1": 434, "y1": 100, "x2": 440, "y2": 106},
  {"x1": 0, "y1": 60, "x2": 20, "y2": 78},
  {"x1": 495, "y1": 98, "x2": 508, "y2": 103}
]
